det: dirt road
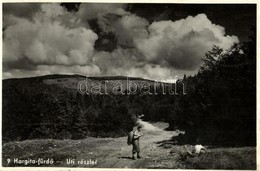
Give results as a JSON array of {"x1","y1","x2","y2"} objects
[
  {"x1": 70, "y1": 120, "x2": 178, "y2": 168},
  {"x1": 2, "y1": 120, "x2": 179, "y2": 168},
  {"x1": 89, "y1": 120, "x2": 177, "y2": 168}
]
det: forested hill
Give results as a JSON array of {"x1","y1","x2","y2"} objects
[
  {"x1": 3, "y1": 74, "x2": 171, "y2": 94},
  {"x1": 2, "y1": 74, "x2": 180, "y2": 142}
]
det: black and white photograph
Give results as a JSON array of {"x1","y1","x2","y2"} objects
[{"x1": 1, "y1": 2, "x2": 257, "y2": 169}]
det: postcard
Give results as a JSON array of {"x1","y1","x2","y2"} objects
[{"x1": 1, "y1": 1, "x2": 258, "y2": 170}]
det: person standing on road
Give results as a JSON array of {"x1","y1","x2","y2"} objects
[{"x1": 132, "y1": 125, "x2": 143, "y2": 160}]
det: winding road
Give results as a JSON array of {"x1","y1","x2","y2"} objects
[
  {"x1": 2, "y1": 120, "x2": 179, "y2": 168},
  {"x1": 75, "y1": 119, "x2": 178, "y2": 168}
]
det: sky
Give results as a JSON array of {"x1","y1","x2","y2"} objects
[{"x1": 2, "y1": 3, "x2": 256, "y2": 80}]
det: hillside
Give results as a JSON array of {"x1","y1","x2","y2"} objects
[
  {"x1": 4, "y1": 74, "x2": 175, "y2": 94},
  {"x1": 2, "y1": 74, "x2": 179, "y2": 142}
]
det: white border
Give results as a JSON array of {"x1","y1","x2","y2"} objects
[{"x1": 0, "y1": 1, "x2": 258, "y2": 171}]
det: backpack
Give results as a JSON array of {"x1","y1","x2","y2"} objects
[{"x1": 127, "y1": 131, "x2": 134, "y2": 145}]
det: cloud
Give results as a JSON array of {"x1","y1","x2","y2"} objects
[
  {"x1": 3, "y1": 4, "x2": 240, "y2": 81},
  {"x1": 92, "y1": 12, "x2": 239, "y2": 73},
  {"x1": 3, "y1": 4, "x2": 98, "y2": 69},
  {"x1": 37, "y1": 65, "x2": 101, "y2": 75},
  {"x1": 92, "y1": 48, "x2": 142, "y2": 74},
  {"x1": 126, "y1": 64, "x2": 172, "y2": 80},
  {"x1": 101, "y1": 14, "x2": 149, "y2": 47},
  {"x1": 77, "y1": 3, "x2": 145, "y2": 48},
  {"x1": 3, "y1": 64, "x2": 101, "y2": 79},
  {"x1": 92, "y1": 48, "x2": 196, "y2": 81},
  {"x1": 134, "y1": 14, "x2": 239, "y2": 70},
  {"x1": 77, "y1": 3, "x2": 129, "y2": 21},
  {"x1": 90, "y1": 13, "x2": 239, "y2": 79}
]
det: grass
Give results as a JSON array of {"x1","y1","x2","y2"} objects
[
  {"x1": 169, "y1": 145, "x2": 256, "y2": 169},
  {"x1": 2, "y1": 138, "x2": 120, "y2": 167},
  {"x1": 2, "y1": 138, "x2": 256, "y2": 169}
]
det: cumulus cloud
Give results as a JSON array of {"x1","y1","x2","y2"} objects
[
  {"x1": 126, "y1": 64, "x2": 172, "y2": 80},
  {"x1": 77, "y1": 3, "x2": 149, "y2": 48},
  {"x1": 3, "y1": 4, "x2": 98, "y2": 73},
  {"x1": 3, "y1": 4, "x2": 240, "y2": 81},
  {"x1": 37, "y1": 65, "x2": 101, "y2": 75},
  {"x1": 3, "y1": 64, "x2": 101, "y2": 79},
  {"x1": 92, "y1": 48, "x2": 142, "y2": 74},
  {"x1": 90, "y1": 13, "x2": 239, "y2": 79},
  {"x1": 92, "y1": 47, "x2": 196, "y2": 81},
  {"x1": 77, "y1": 3, "x2": 129, "y2": 21},
  {"x1": 101, "y1": 14, "x2": 149, "y2": 47},
  {"x1": 134, "y1": 14, "x2": 239, "y2": 70}
]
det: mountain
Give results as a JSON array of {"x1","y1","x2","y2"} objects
[
  {"x1": 4, "y1": 74, "x2": 178, "y2": 95},
  {"x1": 2, "y1": 74, "x2": 180, "y2": 142}
]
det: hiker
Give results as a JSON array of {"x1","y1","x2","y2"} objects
[
  {"x1": 127, "y1": 127, "x2": 134, "y2": 146},
  {"x1": 132, "y1": 125, "x2": 143, "y2": 160}
]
